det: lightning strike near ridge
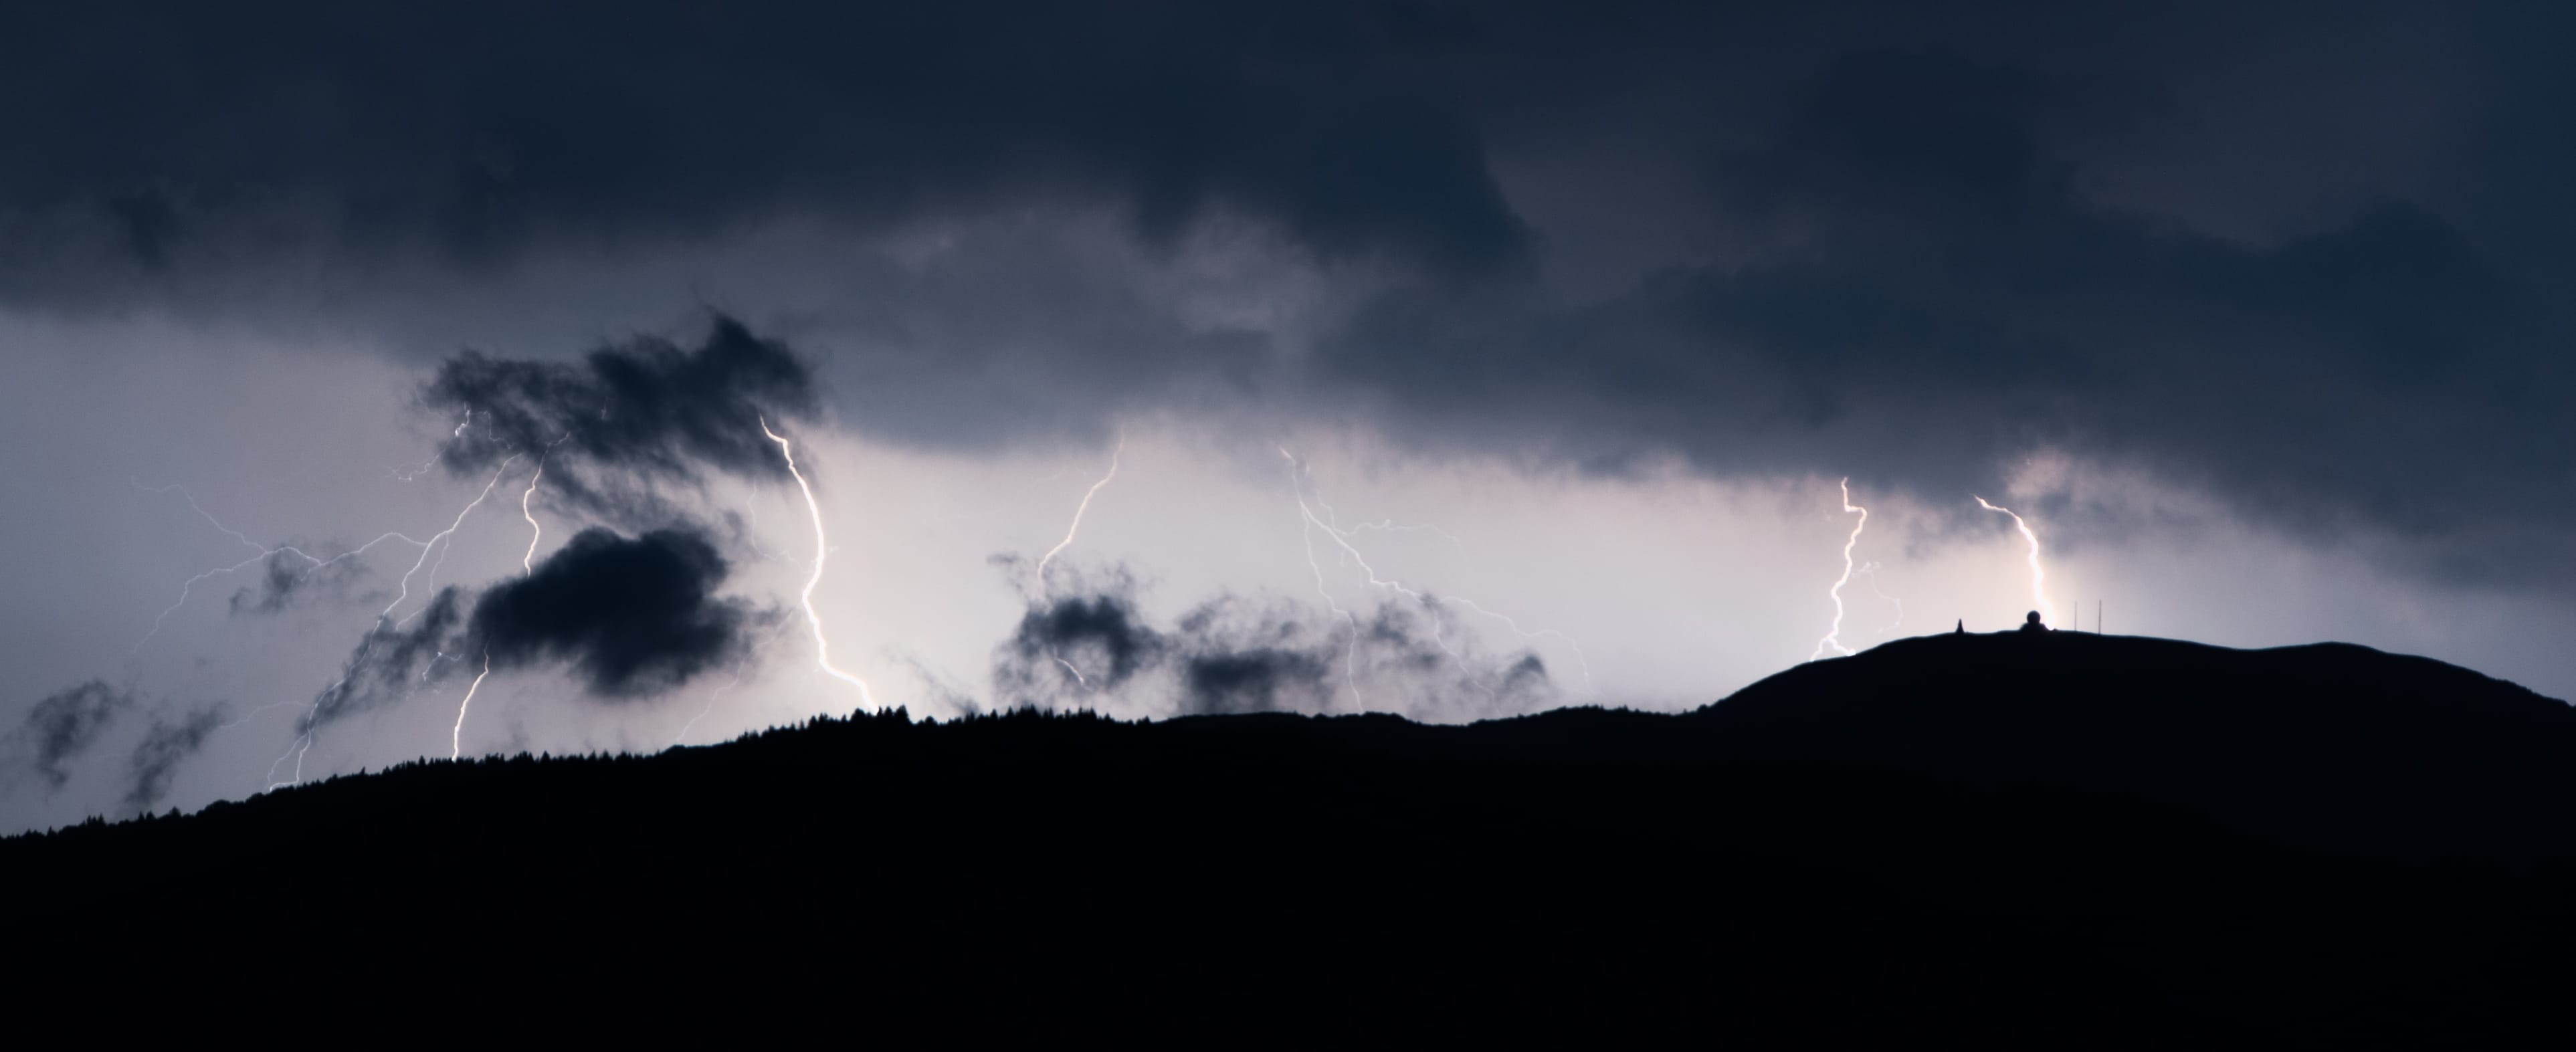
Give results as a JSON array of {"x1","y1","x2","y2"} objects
[
  {"x1": 1809, "y1": 479, "x2": 1870, "y2": 661},
  {"x1": 268, "y1": 456, "x2": 523, "y2": 788},
  {"x1": 673, "y1": 618, "x2": 799, "y2": 748},
  {"x1": 1977, "y1": 496, "x2": 2052, "y2": 627},
  {"x1": 1439, "y1": 595, "x2": 1596, "y2": 692},
  {"x1": 1283, "y1": 448, "x2": 1369, "y2": 709},
  {"x1": 450, "y1": 650, "x2": 491, "y2": 761},
  {"x1": 1280, "y1": 448, "x2": 1595, "y2": 707},
  {"x1": 763, "y1": 417, "x2": 878, "y2": 712},
  {"x1": 1860, "y1": 562, "x2": 1904, "y2": 637}
]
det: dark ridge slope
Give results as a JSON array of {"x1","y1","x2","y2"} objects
[
  {"x1": 1696, "y1": 632, "x2": 2576, "y2": 857},
  {"x1": 5, "y1": 633, "x2": 2571, "y2": 1046}
]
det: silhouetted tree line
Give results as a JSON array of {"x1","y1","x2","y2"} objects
[{"x1": 5, "y1": 632, "x2": 2573, "y2": 1046}]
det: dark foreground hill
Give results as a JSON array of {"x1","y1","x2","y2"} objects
[{"x1": 8, "y1": 633, "x2": 2575, "y2": 1045}]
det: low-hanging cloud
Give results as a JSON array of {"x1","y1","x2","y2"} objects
[
  {"x1": 124, "y1": 704, "x2": 224, "y2": 813},
  {"x1": 424, "y1": 316, "x2": 819, "y2": 527},
  {"x1": 995, "y1": 570, "x2": 1555, "y2": 720},
  {"x1": 467, "y1": 526, "x2": 757, "y2": 698},
  {"x1": 302, "y1": 587, "x2": 468, "y2": 732},
  {"x1": 229, "y1": 548, "x2": 369, "y2": 617},
  {"x1": 12, "y1": 681, "x2": 132, "y2": 791}
]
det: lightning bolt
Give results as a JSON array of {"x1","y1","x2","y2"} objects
[
  {"x1": 1055, "y1": 656, "x2": 1090, "y2": 687},
  {"x1": 1347, "y1": 519, "x2": 1470, "y2": 558},
  {"x1": 1035, "y1": 433, "x2": 1122, "y2": 595},
  {"x1": 128, "y1": 480, "x2": 435, "y2": 652},
  {"x1": 393, "y1": 455, "x2": 522, "y2": 627},
  {"x1": 1435, "y1": 595, "x2": 1595, "y2": 690},
  {"x1": 761, "y1": 417, "x2": 878, "y2": 711},
  {"x1": 1279, "y1": 448, "x2": 1594, "y2": 708},
  {"x1": 392, "y1": 409, "x2": 472, "y2": 481},
  {"x1": 128, "y1": 478, "x2": 310, "y2": 650},
  {"x1": 127, "y1": 480, "x2": 426, "y2": 760},
  {"x1": 1809, "y1": 478, "x2": 1869, "y2": 661},
  {"x1": 520, "y1": 435, "x2": 569, "y2": 573},
  {"x1": 1976, "y1": 496, "x2": 2052, "y2": 626},
  {"x1": 742, "y1": 482, "x2": 775, "y2": 562},
  {"x1": 672, "y1": 667, "x2": 745, "y2": 748},
  {"x1": 672, "y1": 619, "x2": 799, "y2": 748},
  {"x1": 1029, "y1": 435, "x2": 1126, "y2": 690},
  {"x1": 1860, "y1": 561, "x2": 1904, "y2": 637},
  {"x1": 130, "y1": 478, "x2": 268, "y2": 557},
  {"x1": 450, "y1": 650, "x2": 492, "y2": 761},
  {"x1": 267, "y1": 456, "x2": 523, "y2": 788},
  {"x1": 1283, "y1": 449, "x2": 1369, "y2": 710}
]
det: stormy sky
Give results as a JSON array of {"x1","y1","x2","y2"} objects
[{"x1": 6, "y1": 1, "x2": 2573, "y2": 833}]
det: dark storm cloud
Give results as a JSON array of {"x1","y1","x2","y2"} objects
[
  {"x1": 466, "y1": 527, "x2": 754, "y2": 698},
  {"x1": 6, "y1": 1, "x2": 2572, "y2": 591},
  {"x1": 1003, "y1": 593, "x2": 1170, "y2": 693},
  {"x1": 303, "y1": 588, "x2": 468, "y2": 732},
  {"x1": 124, "y1": 705, "x2": 223, "y2": 813},
  {"x1": 423, "y1": 316, "x2": 817, "y2": 525},
  {"x1": 996, "y1": 572, "x2": 1549, "y2": 717},
  {"x1": 0, "y1": 0, "x2": 1525, "y2": 301},
  {"x1": 1317, "y1": 46, "x2": 2576, "y2": 586},
  {"x1": 13, "y1": 681, "x2": 132, "y2": 790},
  {"x1": 1177, "y1": 649, "x2": 1336, "y2": 717}
]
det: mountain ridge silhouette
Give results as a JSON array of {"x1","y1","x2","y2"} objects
[{"x1": 7, "y1": 633, "x2": 2571, "y2": 1045}]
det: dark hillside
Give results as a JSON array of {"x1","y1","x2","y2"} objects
[
  {"x1": 1698, "y1": 633, "x2": 2576, "y2": 857},
  {"x1": 6, "y1": 633, "x2": 2572, "y2": 1046}
]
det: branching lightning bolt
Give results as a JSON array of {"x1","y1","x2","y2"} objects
[
  {"x1": 142, "y1": 429, "x2": 544, "y2": 784},
  {"x1": 1809, "y1": 478, "x2": 1869, "y2": 661},
  {"x1": 672, "y1": 667, "x2": 745, "y2": 748},
  {"x1": 130, "y1": 478, "x2": 268, "y2": 557},
  {"x1": 266, "y1": 457, "x2": 522, "y2": 788},
  {"x1": 1977, "y1": 496, "x2": 2052, "y2": 626},
  {"x1": 394, "y1": 455, "x2": 522, "y2": 627},
  {"x1": 672, "y1": 619, "x2": 799, "y2": 748},
  {"x1": 1283, "y1": 449, "x2": 1368, "y2": 709},
  {"x1": 129, "y1": 480, "x2": 440, "y2": 652},
  {"x1": 1279, "y1": 448, "x2": 1594, "y2": 708},
  {"x1": 762, "y1": 417, "x2": 878, "y2": 711}
]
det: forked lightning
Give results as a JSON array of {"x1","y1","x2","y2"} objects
[
  {"x1": 762, "y1": 417, "x2": 878, "y2": 711},
  {"x1": 1976, "y1": 496, "x2": 2052, "y2": 626},
  {"x1": 1809, "y1": 478, "x2": 1869, "y2": 661}
]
